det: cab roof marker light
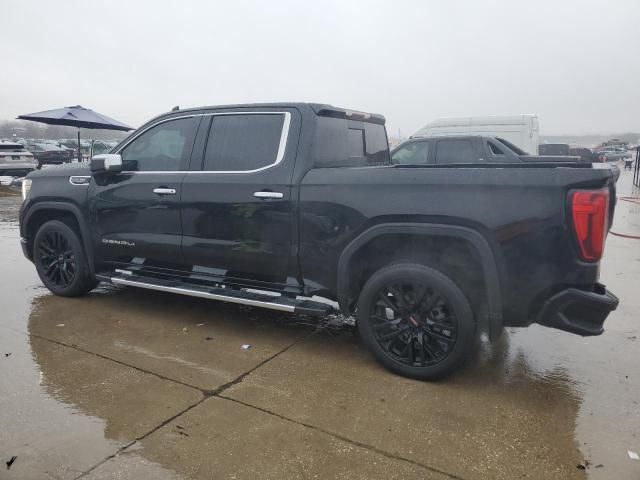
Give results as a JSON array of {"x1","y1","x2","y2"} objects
[{"x1": 345, "y1": 110, "x2": 371, "y2": 119}]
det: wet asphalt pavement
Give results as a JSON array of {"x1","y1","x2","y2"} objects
[{"x1": 0, "y1": 169, "x2": 639, "y2": 480}]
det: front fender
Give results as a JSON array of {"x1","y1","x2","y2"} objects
[{"x1": 21, "y1": 201, "x2": 95, "y2": 275}]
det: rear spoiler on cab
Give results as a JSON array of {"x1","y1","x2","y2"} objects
[{"x1": 309, "y1": 104, "x2": 386, "y2": 125}]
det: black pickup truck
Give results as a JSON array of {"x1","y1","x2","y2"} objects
[{"x1": 18, "y1": 103, "x2": 619, "y2": 380}]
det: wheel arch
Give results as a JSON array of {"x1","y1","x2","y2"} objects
[
  {"x1": 336, "y1": 223, "x2": 504, "y2": 338},
  {"x1": 22, "y1": 202, "x2": 94, "y2": 274}
]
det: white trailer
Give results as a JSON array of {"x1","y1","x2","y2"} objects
[{"x1": 412, "y1": 114, "x2": 540, "y2": 154}]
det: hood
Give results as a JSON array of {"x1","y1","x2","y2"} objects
[{"x1": 28, "y1": 162, "x2": 91, "y2": 178}]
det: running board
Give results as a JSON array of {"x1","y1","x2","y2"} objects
[{"x1": 96, "y1": 272, "x2": 334, "y2": 317}]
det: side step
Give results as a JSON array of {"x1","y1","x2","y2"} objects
[{"x1": 96, "y1": 271, "x2": 335, "y2": 317}]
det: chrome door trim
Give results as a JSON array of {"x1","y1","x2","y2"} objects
[{"x1": 116, "y1": 111, "x2": 292, "y2": 175}]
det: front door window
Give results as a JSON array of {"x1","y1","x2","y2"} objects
[
  {"x1": 121, "y1": 117, "x2": 197, "y2": 171},
  {"x1": 391, "y1": 141, "x2": 431, "y2": 165}
]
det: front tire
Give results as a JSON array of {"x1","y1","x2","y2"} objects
[
  {"x1": 33, "y1": 220, "x2": 97, "y2": 297},
  {"x1": 357, "y1": 263, "x2": 476, "y2": 380}
]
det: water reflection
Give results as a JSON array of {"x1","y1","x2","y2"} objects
[
  {"x1": 462, "y1": 330, "x2": 583, "y2": 401},
  {"x1": 24, "y1": 288, "x2": 589, "y2": 479},
  {"x1": 0, "y1": 191, "x2": 21, "y2": 226}
]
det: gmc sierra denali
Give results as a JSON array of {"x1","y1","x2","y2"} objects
[{"x1": 19, "y1": 103, "x2": 619, "y2": 379}]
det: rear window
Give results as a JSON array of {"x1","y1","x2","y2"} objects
[
  {"x1": 313, "y1": 117, "x2": 389, "y2": 167},
  {"x1": 347, "y1": 128, "x2": 365, "y2": 157},
  {"x1": 0, "y1": 144, "x2": 26, "y2": 152},
  {"x1": 495, "y1": 138, "x2": 526, "y2": 155},
  {"x1": 203, "y1": 114, "x2": 285, "y2": 171},
  {"x1": 488, "y1": 141, "x2": 505, "y2": 155},
  {"x1": 435, "y1": 139, "x2": 476, "y2": 164}
]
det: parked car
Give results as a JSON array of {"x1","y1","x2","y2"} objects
[
  {"x1": 538, "y1": 144, "x2": 602, "y2": 163},
  {"x1": 391, "y1": 135, "x2": 583, "y2": 164},
  {"x1": 0, "y1": 141, "x2": 38, "y2": 176},
  {"x1": 90, "y1": 140, "x2": 113, "y2": 156},
  {"x1": 59, "y1": 139, "x2": 121, "y2": 161},
  {"x1": 595, "y1": 147, "x2": 630, "y2": 162},
  {"x1": 569, "y1": 146, "x2": 600, "y2": 163},
  {"x1": 539, "y1": 143, "x2": 570, "y2": 156},
  {"x1": 19, "y1": 103, "x2": 619, "y2": 380},
  {"x1": 26, "y1": 142, "x2": 74, "y2": 167},
  {"x1": 411, "y1": 114, "x2": 540, "y2": 154}
]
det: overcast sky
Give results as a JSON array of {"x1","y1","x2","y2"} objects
[{"x1": 1, "y1": 0, "x2": 639, "y2": 136}]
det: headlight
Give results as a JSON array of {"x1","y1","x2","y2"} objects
[{"x1": 22, "y1": 179, "x2": 32, "y2": 201}]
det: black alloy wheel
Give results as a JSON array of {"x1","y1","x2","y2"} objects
[
  {"x1": 33, "y1": 220, "x2": 97, "y2": 297},
  {"x1": 371, "y1": 281, "x2": 457, "y2": 368},
  {"x1": 357, "y1": 263, "x2": 476, "y2": 380},
  {"x1": 38, "y1": 230, "x2": 77, "y2": 288}
]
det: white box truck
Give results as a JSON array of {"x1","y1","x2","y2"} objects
[{"x1": 412, "y1": 114, "x2": 540, "y2": 154}]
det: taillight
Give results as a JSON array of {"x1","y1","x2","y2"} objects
[{"x1": 571, "y1": 189, "x2": 610, "y2": 261}]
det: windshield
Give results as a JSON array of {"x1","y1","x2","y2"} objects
[{"x1": 496, "y1": 137, "x2": 528, "y2": 155}]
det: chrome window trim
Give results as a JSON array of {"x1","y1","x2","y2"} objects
[{"x1": 116, "y1": 111, "x2": 291, "y2": 175}]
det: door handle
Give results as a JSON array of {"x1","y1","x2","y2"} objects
[
  {"x1": 253, "y1": 191, "x2": 284, "y2": 199},
  {"x1": 153, "y1": 187, "x2": 177, "y2": 195}
]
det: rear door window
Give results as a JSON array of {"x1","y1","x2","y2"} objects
[
  {"x1": 391, "y1": 141, "x2": 431, "y2": 164},
  {"x1": 435, "y1": 139, "x2": 476, "y2": 164},
  {"x1": 203, "y1": 114, "x2": 285, "y2": 171}
]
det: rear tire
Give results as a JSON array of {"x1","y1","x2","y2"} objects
[
  {"x1": 33, "y1": 220, "x2": 97, "y2": 297},
  {"x1": 357, "y1": 263, "x2": 476, "y2": 380}
]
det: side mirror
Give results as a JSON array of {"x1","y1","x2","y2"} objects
[{"x1": 90, "y1": 154, "x2": 123, "y2": 174}]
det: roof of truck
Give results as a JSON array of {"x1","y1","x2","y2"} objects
[
  {"x1": 409, "y1": 133, "x2": 499, "y2": 140},
  {"x1": 146, "y1": 102, "x2": 386, "y2": 127}
]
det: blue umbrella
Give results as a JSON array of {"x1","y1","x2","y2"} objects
[{"x1": 17, "y1": 105, "x2": 134, "y2": 161}]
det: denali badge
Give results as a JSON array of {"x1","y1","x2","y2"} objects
[{"x1": 102, "y1": 239, "x2": 136, "y2": 247}]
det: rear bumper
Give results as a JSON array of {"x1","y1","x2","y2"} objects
[{"x1": 537, "y1": 283, "x2": 618, "y2": 336}]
